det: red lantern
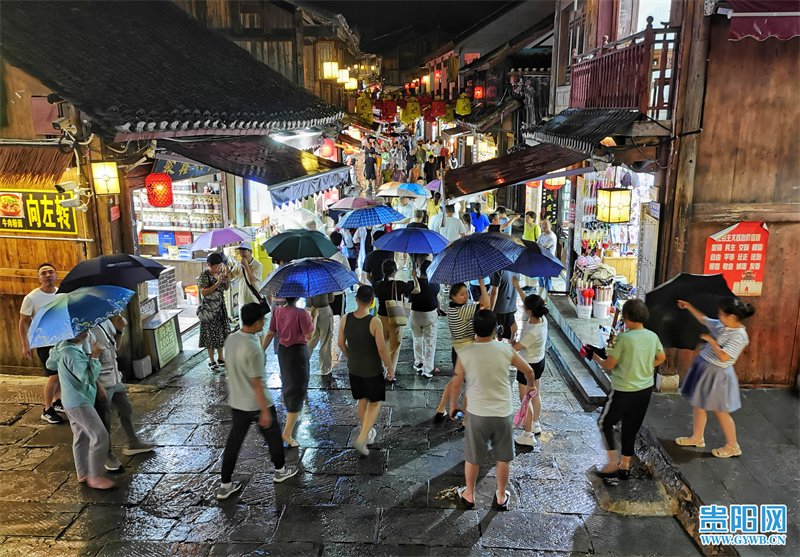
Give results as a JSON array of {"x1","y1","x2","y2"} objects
[
  {"x1": 373, "y1": 99, "x2": 384, "y2": 110},
  {"x1": 397, "y1": 98, "x2": 407, "y2": 109},
  {"x1": 434, "y1": 70, "x2": 441, "y2": 80},
  {"x1": 405, "y1": 83, "x2": 410, "y2": 89},
  {"x1": 319, "y1": 138, "x2": 335, "y2": 158},
  {"x1": 526, "y1": 181, "x2": 541, "y2": 188},
  {"x1": 145, "y1": 173, "x2": 173, "y2": 207},
  {"x1": 381, "y1": 100, "x2": 397, "y2": 120},
  {"x1": 431, "y1": 99, "x2": 446, "y2": 117},
  {"x1": 423, "y1": 108, "x2": 435, "y2": 123},
  {"x1": 473, "y1": 86, "x2": 484, "y2": 99},
  {"x1": 544, "y1": 176, "x2": 566, "y2": 190},
  {"x1": 418, "y1": 96, "x2": 432, "y2": 106}
]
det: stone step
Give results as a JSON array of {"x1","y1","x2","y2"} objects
[
  {"x1": 587, "y1": 469, "x2": 677, "y2": 517},
  {"x1": 547, "y1": 322, "x2": 607, "y2": 406}
]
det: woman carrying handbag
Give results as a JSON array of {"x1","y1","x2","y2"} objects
[
  {"x1": 374, "y1": 259, "x2": 420, "y2": 374},
  {"x1": 197, "y1": 252, "x2": 231, "y2": 372}
]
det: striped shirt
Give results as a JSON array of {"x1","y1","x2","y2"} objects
[
  {"x1": 448, "y1": 302, "x2": 478, "y2": 350},
  {"x1": 699, "y1": 318, "x2": 749, "y2": 367}
]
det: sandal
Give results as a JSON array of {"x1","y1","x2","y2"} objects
[
  {"x1": 282, "y1": 437, "x2": 300, "y2": 448},
  {"x1": 456, "y1": 486, "x2": 475, "y2": 509},
  {"x1": 492, "y1": 490, "x2": 511, "y2": 511},
  {"x1": 712, "y1": 445, "x2": 742, "y2": 458},
  {"x1": 675, "y1": 436, "x2": 705, "y2": 448}
]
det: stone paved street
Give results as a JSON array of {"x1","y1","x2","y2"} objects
[{"x1": 0, "y1": 312, "x2": 701, "y2": 556}]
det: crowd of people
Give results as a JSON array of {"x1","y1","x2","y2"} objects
[
  {"x1": 17, "y1": 202, "x2": 754, "y2": 504},
  {"x1": 362, "y1": 135, "x2": 457, "y2": 193}
]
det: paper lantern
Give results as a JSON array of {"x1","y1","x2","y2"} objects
[
  {"x1": 345, "y1": 78, "x2": 358, "y2": 90},
  {"x1": 596, "y1": 188, "x2": 632, "y2": 223},
  {"x1": 544, "y1": 176, "x2": 566, "y2": 190},
  {"x1": 145, "y1": 173, "x2": 173, "y2": 207},
  {"x1": 422, "y1": 75, "x2": 429, "y2": 85},
  {"x1": 431, "y1": 99, "x2": 446, "y2": 117},
  {"x1": 526, "y1": 181, "x2": 541, "y2": 188},
  {"x1": 405, "y1": 83, "x2": 410, "y2": 89},
  {"x1": 323, "y1": 61, "x2": 339, "y2": 80},
  {"x1": 466, "y1": 135, "x2": 475, "y2": 146},
  {"x1": 434, "y1": 70, "x2": 441, "y2": 80},
  {"x1": 473, "y1": 86, "x2": 484, "y2": 99},
  {"x1": 91, "y1": 162, "x2": 120, "y2": 195},
  {"x1": 423, "y1": 108, "x2": 435, "y2": 123},
  {"x1": 381, "y1": 100, "x2": 397, "y2": 120},
  {"x1": 319, "y1": 138, "x2": 335, "y2": 158},
  {"x1": 338, "y1": 69, "x2": 349, "y2": 83},
  {"x1": 455, "y1": 94, "x2": 472, "y2": 116}
]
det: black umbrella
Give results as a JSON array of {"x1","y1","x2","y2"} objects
[
  {"x1": 262, "y1": 229, "x2": 338, "y2": 262},
  {"x1": 644, "y1": 273, "x2": 737, "y2": 349},
  {"x1": 58, "y1": 254, "x2": 165, "y2": 294}
]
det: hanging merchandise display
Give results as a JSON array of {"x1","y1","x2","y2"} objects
[
  {"x1": 356, "y1": 93, "x2": 374, "y2": 124},
  {"x1": 401, "y1": 97, "x2": 421, "y2": 123},
  {"x1": 145, "y1": 173, "x2": 173, "y2": 207},
  {"x1": 455, "y1": 93, "x2": 472, "y2": 116}
]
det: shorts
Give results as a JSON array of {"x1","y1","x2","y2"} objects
[
  {"x1": 463, "y1": 412, "x2": 514, "y2": 464},
  {"x1": 495, "y1": 312, "x2": 516, "y2": 340},
  {"x1": 517, "y1": 359, "x2": 545, "y2": 384},
  {"x1": 349, "y1": 373, "x2": 386, "y2": 403},
  {"x1": 37, "y1": 347, "x2": 56, "y2": 377}
]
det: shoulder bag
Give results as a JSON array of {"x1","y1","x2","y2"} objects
[
  {"x1": 196, "y1": 273, "x2": 221, "y2": 324},
  {"x1": 385, "y1": 280, "x2": 411, "y2": 326}
]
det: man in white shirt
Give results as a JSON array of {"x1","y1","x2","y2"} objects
[
  {"x1": 231, "y1": 241, "x2": 264, "y2": 326},
  {"x1": 18, "y1": 263, "x2": 63, "y2": 424},
  {"x1": 429, "y1": 205, "x2": 465, "y2": 243},
  {"x1": 217, "y1": 303, "x2": 299, "y2": 500},
  {"x1": 450, "y1": 309, "x2": 534, "y2": 511}
]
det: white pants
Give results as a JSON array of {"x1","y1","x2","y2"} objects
[
  {"x1": 65, "y1": 406, "x2": 110, "y2": 479},
  {"x1": 308, "y1": 305, "x2": 334, "y2": 374},
  {"x1": 410, "y1": 309, "x2": 438, "y2": 372}
]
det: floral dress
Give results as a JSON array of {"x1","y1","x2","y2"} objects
[{"x1": 197, "y1": 269, "x2": 230, "y2": 349}]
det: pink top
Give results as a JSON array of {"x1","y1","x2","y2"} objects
[{"x1": 269, "y1": 305, "x2": 314, "y2": 347}]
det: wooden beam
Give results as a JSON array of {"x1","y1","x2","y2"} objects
[
  {"x1": 689, "y1": 203, "x2": 800, "y2": 223},
  {"x1": 627, "y1": 121, "x2": 671, "y2": 137},
  {"x1": 219, "y1": 27, "x2": 295, "y2": 41}
]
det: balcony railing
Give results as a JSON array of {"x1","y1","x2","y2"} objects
[{"x1": 569, "y1": 17, "x2": 680, "y2": 120}]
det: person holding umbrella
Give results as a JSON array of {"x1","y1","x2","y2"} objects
[
  {"x1": 674, "y1": 298, "x2": 754, "y2": 458},
  {"x1": 338, "y1": 286, "x2": 396, "y2": 456},
  {"x1": 46, "y1": 331, "x2": 115, "y2": 489},
  {"x1": 230, "y1": 241, "x2": 264, "y2": 326},
  {"x1": 18, "y1": 263, "x2": 63, "y2": 424},
  {"x1": 592, "y1": 300, "x2": 667, "y2": 478},
  {"x1": 409, "y1": 254, "x2": 440, "y2": 378},
  {"x1": 198, "y1": 253, "x2": 231, "y2": 371},
  {"x1": 261, "y1": 296, "x2": 317, "y2": 448}
]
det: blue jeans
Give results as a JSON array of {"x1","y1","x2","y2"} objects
[{"x1": 538, "y1": 276, "x2": 552, "y2": 291}]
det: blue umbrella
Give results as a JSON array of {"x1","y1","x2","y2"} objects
[
  {"x1": 338, "y1": 205, "x2": 405, "y2": 228},
  {"x1": 506, "y1": 239, "x2": 565, "y2": 277},
  {"x1": 260, "y1": 258, "x2": 359, "y2": 298},
  {"x1": 372, "y1": 227, "x2": 449, "y2": 254},
  {"x1": 398, "y1": 182, "x2": 428, "y2": 196},
  {"x1": 28, "y1": 285, "x2": 135, "y2": 348},
  {"x1": 428, "y1": 232, "x2": 525, "y2": 284}
]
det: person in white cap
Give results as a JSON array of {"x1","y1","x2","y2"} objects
[{"x1": 231, "y1": 241, "x2": 264, "y2": 328}]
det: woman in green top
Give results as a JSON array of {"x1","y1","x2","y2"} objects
[
  {"x1": 523, "y1": 211, "x2": 541, "y2": 242},
  {"x1": 592, "y1": 300, "x2": 666, "y2": 479}
]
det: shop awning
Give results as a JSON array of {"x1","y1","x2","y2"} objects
[
  {"x1": 0, "y1": 145, "x2": 73, "y2": 189},
  {"x1": 531, "y1": 108, "x2": 644, "y2": 154},
  {"x1": 443, "y1": 143, "x2": 588, "y2": 200},
  {"x1": 461, "y1": 98, "x2": 522, "y2": 132},
  {"x1": 166, "y1": 136, "x2": 350, "y2": 206},
  {"x1": 727, "y1": 0, "x2": 800, "y2": 41}
]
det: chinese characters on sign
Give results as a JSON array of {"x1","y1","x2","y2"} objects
[
  {"x1": 154, "y1": 156, "x2": 216, "y2": 179},
  {"x1": 541, "y1": 187, "x2": 558, "y2": 227},
  {"x1": 703, "y1": 222, "x2": 769, "y2": 296},
  {"x1": 0, "y1": 190, "x2": 78, "y2": 235}
]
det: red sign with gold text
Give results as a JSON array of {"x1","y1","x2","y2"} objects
[{"x1": 703, "y1": 222, "x2": 768, "y2": 296}]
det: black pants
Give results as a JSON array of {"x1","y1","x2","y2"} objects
[
  {"x1": 597, "y1": 387, "x2": 652, "y2": 457},
  {"x1": 221, "y1": 406, "x2": 285, "y2": 483}
]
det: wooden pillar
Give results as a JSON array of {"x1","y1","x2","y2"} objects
[{"x1": 293, "y1": 8, "x2": 305, "y2": 87}]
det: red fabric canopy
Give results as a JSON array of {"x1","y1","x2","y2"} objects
[{"x1": 727, "y1": 0, "x2": 800, "y2": 41}]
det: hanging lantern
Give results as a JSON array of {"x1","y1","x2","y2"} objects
[
  {"x1": 419, "y1": 95, "x2": 432, "y2": 107},
  {"x1": 423, "y1": 108, "x2": 435, "y2": 123},
  {"x1": 356, "y1": 93, "x2": 373, "y2": 124},
  {"x1": 596, "y1": 188, "x2": 632, "y2": 223},
  {"x1": 381, "y1": 99, "x2": 397, "y2": 120},
  {"x1": 421, "y1": 75, "x2": 430, "y2": 85},
  {"x1": 434, "y1": 70, "x2": 441, "y2": 80},
  {"x1": 318, "y1": 138, "x2": 335, "y2": 158},
  {"x1": 431, "y1": 97, "x2": 446, "y2": 117},
  {"x1": 322, "y1": 61, "x2": 339, "y2": 80},
  {"x1": 345, "y1": 78, "x2": 358, "y2": 90},
  {"x1": 145, "y1": 173, "x2": 173, "y2": 208},
  {"x1": 338, "y1": 69, "x2": 350, "y2": 83},
  {"x1": 397, "y1": 98, "x2": 407, "y2": 109},
  {"x1": 526, "y1": 181, "x2": 542, "y2": 188},
  {"x1": 455, "y1": 93, "x2": 472, "y2": 116},
  {"x1": 473, "y1": 86, "x2": 484, "y2": 99},
  {"x1": 405, "y1": 83, "x2": 410, "y2": 90},
  {"x1": 544, "y1": 175, "x2": 566, "y2": 190},
  {"x1": 441, "y1": 106, "x2": 455, "y2": 123}
]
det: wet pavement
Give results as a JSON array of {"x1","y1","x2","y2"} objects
[{"x1": 0, "y1": 304, "x2": 702, "y2": 556}]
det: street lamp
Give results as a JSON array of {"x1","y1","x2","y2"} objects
[
  {"x1": 90, "y1": 162, "x2": 120, "y2": 195},
  {"x1": 596, "y1": 188, "x2": 632, "y2": 223}
]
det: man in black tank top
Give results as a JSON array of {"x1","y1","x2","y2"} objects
[{"x1": 338, "y1": 286, "x2": 395, "y2": 457}]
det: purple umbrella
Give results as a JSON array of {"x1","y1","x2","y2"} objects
[
  {"x1": 329, "y1": 197, "x2": 379, "y2": 210},
  {"x1": 425, "y1": 179, "x2": 440, "y2": 191},
  {"x1": 189, "y1": 227, "x2": 251, "y2": 252}
]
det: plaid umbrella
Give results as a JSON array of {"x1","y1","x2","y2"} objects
[
  {"x1": 428, "y1": 232, "x2": 525, "y2": 284},
  {"x1": 28, "y1": 285, "x2": 135, "y2": 348},
  {"x1": 57, "y1": 254, "x2": 165, "y2": 293},
  {"x1": 338, "y1": 205, "x2": 405, "y2": 228},
  {"x1": 260, "y1": 258, "x2": 359, "y2": 298},
  {"x1": 505, "y1": 239, "x2": 564, "y2": 278},
  {"x1": 262, "y1": 229, "x2": 338, "y2": 262},
  {"x1": 329, "y1": 197, "x2": 378, "y2": 210},
  {"x1": 372, "y1": 227, "x2": 449, "y2": 254},
  {"x1": 189, "y1": 227, "x2": 250, "y2": 252}
]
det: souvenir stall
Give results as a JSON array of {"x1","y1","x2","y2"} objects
[{"x1": 568, "y1": 165, "x2": 656, "y2": 318}]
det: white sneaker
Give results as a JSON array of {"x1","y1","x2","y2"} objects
[
  {"x1": 531, "y1": 421, "x2": 542, "y2": 435},
  {"x1": 367, "y1": 428, "x2": 377, "y2": 445},
  {"x1": 515, "y1": 432, "x2": 536, "y2": 446}
]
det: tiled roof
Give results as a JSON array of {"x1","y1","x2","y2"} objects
[
  {"x1": 532, "y1": 108, "x2": 643, "y2": 154},
  {"x1": 0, "y1": 1, "x2": 342, "y2": 139},
  {"x1": 460, "y1": 98, "x2": 522, "y2": 131}
]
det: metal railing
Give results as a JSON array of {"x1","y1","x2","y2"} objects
[{"x1": 569, "y1": 17, "x2": 680, "y2": 120}]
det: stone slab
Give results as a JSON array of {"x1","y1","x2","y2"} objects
[
  {"x1": 378, "y1": 508, "x2": 480, "y2": 547},
  {"x1": 478, "y1": 511, "x2": 591, "y2": 552},
  {"x1": 332, "y1": 474, "x2": 428, "y2": 508},
  {"x1": 0, "y1": 502, "x2": 81, "y2": 537},
  {"x1": 301, "y1": 448, "x2": 387, "y2": 476},
  {"x1": 273, "y1": 505, "x2": 379, "y2": 544},
  {"x1": 584, "y1": 514, "x2": 701, "y2": 556}
]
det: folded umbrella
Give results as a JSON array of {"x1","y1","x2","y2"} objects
[
  {"x1": 189, "y1": 227, "x2": 250, "y2": 252},
  {"x1": 505, "y1": 239, "x2": 564, "y2": 278},
  {"x1": 428, "y1": 232, "x2": 525, "y2": 284},
  {"x1": 644, "y1": 273, "x2": 737, "y2": 349},
  {"x1": 398, "y1": 182, "x2": 428, "y2": 197},
  {"x1": 329, "y1": 197, "x2": 379, "y2": 210},
  {"x1": 260, "y1": 258, "x2": 359, "y2": 298},
  {"x1": 372, "y1": 227, "x2": 449, "y2": 254},
  {"x1": 424, "y1": 179, "x2": 440, "y2": 191},
  {"x1": 57, "y1": 254, "x2": 165, "y2": 294},
  {"x1": 262, "y1": 229, "x2": 338, "y2": 262},
  {"x1": 28, "y1": 285, "x2": 135, "y2": 348},
  {"x1": 338, "y1": 205, "x2": 405, "y2": 229}
]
